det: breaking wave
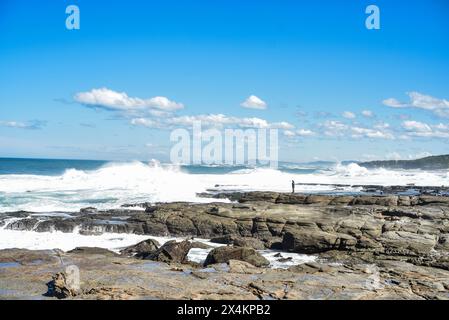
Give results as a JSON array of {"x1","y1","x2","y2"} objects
[{"x1": 0, "y1": 160, "x2": 448, "y2": 212}]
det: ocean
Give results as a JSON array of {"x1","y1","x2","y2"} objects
[{"x1": 1, "y1": 157, "x2": 448, "y2": 213}]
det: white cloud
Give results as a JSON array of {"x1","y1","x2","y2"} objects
[
  {"x1": 342, "y1": 111, "x2": 356, "y2": 119},
  {"x1": 0, "y1": 120, "x2": 45, "y2": 130},
  {"x1": 240, "y1": 95, "x2": 267, "y2": 110},
  {"x1": 401, "y1": 120, "x2": 449, "y2": 138},
  {"x1": 383, "y1": 92, "x2": 449, "y2": 118},
  {"x1": 319, "y1": 120, "x2": 394, "y2": 140},
  {"x1": 131, "y1": 113, "x2": 294, "y2": 130},
  {"x1": 130, "y1": 118, "x2": 164, "y2": 128},
  {"x1": 296, "y1": 129, "x2": 315, "y2": 136},
  {"x1": 350, "y1": 126, "x2": 394, "y2": 139},
  {"x1": 74, "y1": 88, "x2": 184, "y2": 113},
  {"x1": 283, "y1": 129, "x2": 315, "y2": 138},
  {"x1": 361, "y1": 110, "x2": 374, "y2": 118},
  {"x1": 283, "y1": 130, "x2": 296, "y2": 137},
  {"x1": 402, "y1": 120, "x2": 432, "y2": 133}
]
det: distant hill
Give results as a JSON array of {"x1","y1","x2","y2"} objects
[{"x1": 360, "y1": 155, "x2": 449, "y2": 170}]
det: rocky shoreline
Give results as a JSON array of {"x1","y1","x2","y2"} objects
[{"x1": 1, "y1": 192, "x2": 449, "y2": 299}]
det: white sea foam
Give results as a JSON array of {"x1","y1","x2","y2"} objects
[{"x1": 0, "y1": 161, "x2": 448, "y2": 212}]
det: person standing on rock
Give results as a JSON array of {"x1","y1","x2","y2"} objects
[{"x1": 292, "y1": 180, "x2": 295, "y2": 193}]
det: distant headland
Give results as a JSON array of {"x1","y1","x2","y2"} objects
[{"x1": 360, "y1": 154, "x2": 449, "y2": 170}]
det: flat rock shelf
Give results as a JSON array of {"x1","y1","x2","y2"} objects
[{"x1": 1, "y1": 192, "x2": 449, "y2": 299}]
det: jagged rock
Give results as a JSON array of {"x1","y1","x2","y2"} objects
[
  {"x1": 437, "y1": 234, "x2": 449, "y2": 250},
  {"x1": 45, "y1": 272, "x2": 78, "y2": 299},
  {"x1": 80, "y1": 207, "x2": 97, "y2": 214},
  {"x1": 35, "y1": 219, "x2": 77, "y2": 233},
  {"x1": 145, "y1": 240, "x2": 192, "y2": 263},
  {"x1": 120, "y1": 239, "x2": 160, "y2": 257},
  {"x1": 5, "y1": 218, "x2": 39, "y2": 231},
  {"x1": 204, "y1": 246, "x2": 270, "y2": 267}
]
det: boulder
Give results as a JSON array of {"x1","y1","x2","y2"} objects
[
  {"x1": 204, "y1": 246, "x2": 270, "y2": 267},
  {"x1": 233, "y1": 237, "x2": 266, "y2": 250},
  {"x1": 145, "y1": 240, "x2": 192, "y2": 263},
  {"x1": 228, "y1": 259, "x2": 264, "y2": 274},
  {"x1": 210, "y1": 234, "x2": 234, "y2": 244},
  {"x1": 120, "y1": 239, "x2": 160, "y2": 258},
  {"x1": 282, "y1": 229, "x2": 357, "y2": 254},
  {"x1": 45, "y1": 272, "x2": 78, "y2": 299}
]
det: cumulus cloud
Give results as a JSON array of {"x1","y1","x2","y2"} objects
[
  {"x1": 350, "y1": 126, "x2": 394, "y2": 139},
  {"x1": 401, "y1": 120, "x2": 449, "y2": 138},
  {"x1": 283, "y1": 130, "x2": 296, "y2": 137},
  {"x1": 402, "y1": 120, "x2": 432, "y2": 133},
  {"x1": 283, "y1": 129, "x2": 315, "y2": 138},
  {"x1": 240, "y1": 95, "x2": 267, "y2": 110},
  {"x1": 319, "y1": 120, "x2": 394, "y2": 140},
  {"x1": 296, "y1": 129, "x2": 315, "y2": 136},
  {"x1": 361, "y1": 110, "x2": 374, "y2": 118},
  {"x1": 74, "y1": 88, "x2": 184, "y2": 113},
  {"x1": 342, "y1": 111, "x2": 356, "y2": 119},
  {"x1": 0, "y1": 120, "x2": 45, "y2": 130},
  {"x1": 383, "y1": 92, "x2": 449, "y2": 118},
  {"x1": 131, "y1": 113, "x2": 294, "y2": 130}
]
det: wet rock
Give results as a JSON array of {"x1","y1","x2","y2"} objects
[
  {"x1": 80, "y1": 207, "x2": 97, "y2": 214},
  {"x1": 4, "y1": 218, "x2": 39, "y2": 231},
  {"x1": 35, "y1": 219, "x2": 77, "y2": 233},
  {"x1": 204, "y1": 246, "x2": 270, "y2": 267},
  {"x1": 288, "y1": 262, "x2": 332, "y2": 274},
  {"x1": 0, "y1": 248, "x2": 58, "y2": 265},
  {"x1": 45, "y1": 272, "x2": 79, "y2": 299},
  {"x1": 210, "y1": 234, "x2": 234, "y2": 244},
  {"x1": 120, "y1": 239, "x2": 160, "y2": 258},
  {"x1": 282, "y1": 229, "x2": 357, "y2": 254},
  {"x1": 145, "y1": 240, "x2": 192, "y2": 263},
  {"x1": 210, "y1": 235, "x2": 265, "y2": 250},
  {"x1": 67, "y1": 247, "x2": 119, "y2": 257}
]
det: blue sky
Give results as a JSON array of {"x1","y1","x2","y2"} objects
[{"x1": 0, "y1": 0, "x2": 448, "y2": 162}]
